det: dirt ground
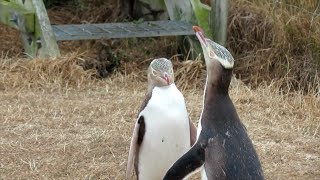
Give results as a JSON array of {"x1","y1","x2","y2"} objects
[{"x1": 0, "y1": 58, "x2": 319, "y2": 179}]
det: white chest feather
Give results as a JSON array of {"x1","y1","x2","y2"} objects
[{"x1": 138, "y1": 84, "x2": 191, "y2": 179}]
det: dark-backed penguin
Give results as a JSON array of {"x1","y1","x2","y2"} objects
[
  {"x1": 163, "y1": 27, "x2": 264, "y2": 180},
  {"x1": 126, "y1": 58, "x2": 197, "y2": 180}
]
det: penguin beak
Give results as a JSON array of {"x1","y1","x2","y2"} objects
[
  {"x1": 193, "y1": 26, "x2": 208, "y2": 47},
  {"x1": 162, "y1": 73, "x2": 170, "y2": 85}
]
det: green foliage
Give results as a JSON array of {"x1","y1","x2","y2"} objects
[{"x1": 190, "y1": 0, "x2": 211, "y2": 38}]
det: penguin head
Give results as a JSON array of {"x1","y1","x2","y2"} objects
[
  {"x1": 193, "y1": 26, "x2": 234, "y2": 69},
  {"x1": 148, "y1": 58, "x2": 174, "y2": 87}
]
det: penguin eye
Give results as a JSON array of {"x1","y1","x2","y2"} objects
[
  {"x1": 152, "y1": 69, "x2": 157, "y2": 76},
  {"x1": 209, "y1": 51, "x2": 215, "y2": 58}
]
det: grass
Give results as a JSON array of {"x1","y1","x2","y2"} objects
[
  {"x1": 1, "y1": 0, "x2": 320, "y2": 92},
  {"x1": 0, "y1": 53, "x2": 319, "y2": 179},
  {"x1": 0, "y1": 0, "x2": 319, "y2": 178},
  {"x1": 227, "y1": 0, "x2": 320, "y2": 93}
]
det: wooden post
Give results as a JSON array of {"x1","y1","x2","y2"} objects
[
  {"x1": 164, "y1": 0, "x2": 202, "y2": 59},
  {"x1": 0, "y1": 0, "x2": 36, "y2": 56},
  {"x1": 210, "y1": 0, "x2": 229, "y2": 46},
  {"x1": 32, "y1": 0, "x2": 60, "y2": 58},
  {"x1": 164, "y1": 0, "x2": 195, "y2": 22},
  {"x1": 0, "y1": 1, "x2": 35, "y2": 33},
  {"x1": 0, "y1": 0, "x2": 60, "y2": 58}
]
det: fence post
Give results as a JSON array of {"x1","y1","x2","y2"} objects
[
  {"x1": 0, "y1": 0, "x2": 60, "y2": 58},
  {"x1": 32, "y1": 0, "x2": 60, "y2": 58},
  {"x1": 210, "y1": 0, "x2": 229, "y2": 46},
  {"x1": 164, "y1": 0, "x2": 203, "y2": 59}
]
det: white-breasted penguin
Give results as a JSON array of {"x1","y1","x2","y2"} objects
[
  {"x1": 126, "y1": 58, "x2": 197, "y2": 180},
  {"x1": 163, "y1": 27, "x2": 264, "y2": 180}
]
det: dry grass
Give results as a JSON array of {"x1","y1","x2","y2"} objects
[
  {"x1": 1, "y1": 0, "x2": 319, "y2": 92},
  {"x1": 0, "y1": 26, "x2": 23, "y2": 56},
  {"x1": 0, "y1": 0, "x2": 319, "y2": 178},
  {"x1": 228, "y1": 0, "x2": 320, "y2": 93},
  {"x1": 0, "y1": 55, "x2": 319, "y2": 179}
]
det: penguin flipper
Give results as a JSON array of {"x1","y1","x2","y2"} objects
[
  {"x1": 126, "y1": 116, "x2": 145, "y2": 180},
  {"x1": 163, "y1": 141, "x2": 206, "y2": 180},
  {"x1": 189, "y1": 119, "x2": 197, "y2": 146}
]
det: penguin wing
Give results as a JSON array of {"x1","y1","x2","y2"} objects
[
  {"x1": 189, "y1": 119, "x2": 197, "y2": 146},
  {"x1": 163, "y1": 140, "x2": 207, "y2": 180},
  {"x1": 126, "y1": 116, "x2": 145, "y2": 180}
]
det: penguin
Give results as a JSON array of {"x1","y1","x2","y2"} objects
[
  {"x1": 163, "y1": 26, "x2": 264, "y2": 180},
  {"x1": 126, "y1": 58, "x2": 197, "y2": 180}
]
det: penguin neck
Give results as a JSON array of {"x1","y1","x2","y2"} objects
[
  {"x1": 148, "y1": 83, "x2": 174, "y2": 93},
  {"x1": 200, "y1": 64, "x2": 234, "y2": 125},
  {"x1": 147, "y1": 74, "x2": 174, "y2": 93},
  {"x1": 204, "y1": 64, "x2": 232, "y2": 97}
]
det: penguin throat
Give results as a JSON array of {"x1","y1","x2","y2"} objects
[{"x1": 205, "y1": 65, "x2": 232, "y2": 95}]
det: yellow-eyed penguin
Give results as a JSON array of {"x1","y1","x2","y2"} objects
[
  {"x1": 163, "y1": 27, "x2": 264, "y2": 180},
  {"x1": 126, "y1": 58, "x2": 197, "y2": 180}
]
